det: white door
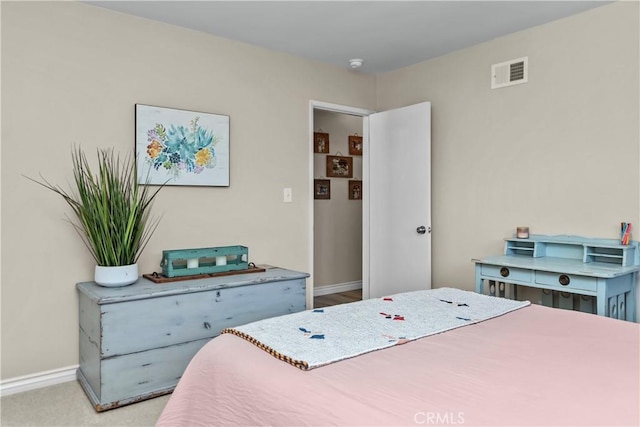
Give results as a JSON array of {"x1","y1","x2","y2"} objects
[{"x1": 365, "y1": 102, "x2": 431, "y2": 298}]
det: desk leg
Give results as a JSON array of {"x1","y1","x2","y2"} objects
[
  {"x1": 474, "y1": 264, "x2": 483, "y2": 294},
  {"x1": 510, "y1": 284, "x2": 518, "y2": 300},
  {"x1": 596, "y1": 282, "x2": 607, "y2": 317},
  {"x1": 628, "y1": 272, "x2": 637, "y2": 322}
]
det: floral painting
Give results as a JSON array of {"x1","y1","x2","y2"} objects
[{"x1": 135, "y1": 104, "x2": 230, "y2": 186}]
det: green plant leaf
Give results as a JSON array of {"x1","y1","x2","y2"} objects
[{"x1": 24, "y1": 146, "x2": 165, "y2": 266}]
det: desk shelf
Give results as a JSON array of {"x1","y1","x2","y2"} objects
[
  {"x1": 505, "y1": 240, "x2": 535, "y2": 256},
  {"x1": 504, "y1": 235, "x2": 638, "y2": 267}
]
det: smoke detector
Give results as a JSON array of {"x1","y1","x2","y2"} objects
[{"x1": 349, "y1": 58, "x2": 363, "y2": 69}]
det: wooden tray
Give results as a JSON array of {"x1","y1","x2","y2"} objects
[{"x1": 144, "y1": 265, "x2": 266, "y2": 284}]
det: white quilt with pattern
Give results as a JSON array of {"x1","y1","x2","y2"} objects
[{"x1": 222, "y1": 287, "x2": 530, "y2": 370}]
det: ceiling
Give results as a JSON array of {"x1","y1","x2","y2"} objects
[{"x1": 87, "y1": 1, "x2": 611, "y2": 74}]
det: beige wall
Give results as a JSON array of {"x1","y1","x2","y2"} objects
[
  {"x1": 0, "y1": 1, "x2": 375, "y2": 379},
  {"x1": 2, "y1": 1, "x2": 638, "y2": 381},
  {"x1": 376, "y1": 1, "x2": 640, "y2": 293},
  {"x1": 313, "y1": 110, "x2": 363, "y2": 288}
]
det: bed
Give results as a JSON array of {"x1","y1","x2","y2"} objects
[{"x1": 156, "y1": 288, "x2": 639, "y2": 426}]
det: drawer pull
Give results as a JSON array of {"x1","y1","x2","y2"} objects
[
  {"x1": 203, "y1": 322, "x2": 211, "y2": 330},
  {"x1": 500, "y1": 267, "x2": 510, "y2": 277},
  {"x1": 559, "y1": 274, "x2": 570, "y2": 286}
]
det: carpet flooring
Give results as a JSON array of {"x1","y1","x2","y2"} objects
[{"x1": 1, "y1": 380, "x2": 169, "y2": 427}]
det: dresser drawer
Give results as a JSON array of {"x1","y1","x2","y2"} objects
[
  {"x1": 99, "y1": 338, "x2": 210, "y2": 405},
  {"x1": 480, "y1": 264, "x2": 532, "y2": 283},
  {"x1": 100, "y1": 278, "x2": 306, "y2": 357},
  {"x1": 535, "y1": 272, "x2": 597, "y2": 292}
]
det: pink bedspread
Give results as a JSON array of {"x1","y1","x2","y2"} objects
[{"x1": 156, "y1": 304, "x2": 639, "y2": 426}]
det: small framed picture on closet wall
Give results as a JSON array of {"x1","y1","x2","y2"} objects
[
  {"x1": 349, "y1": 180, "x2": 362, "y2": 200},
  {"x1": 326, "y1": 155, "x2": 353, "y2": 178},
  {"x1": 314, "y1": 179, "x2": 331, "y2": 199},
  {"x1": 314, "y1": 132, "x2": 330, "y2": 153},
  {"x1": 348, "y1": 135, "x2": 363, "y2": 155}
]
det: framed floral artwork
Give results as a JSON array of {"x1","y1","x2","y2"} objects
[
  {"x1": 135, "y1": 104, "x2": 230, "y2": 186},
  {"x1": 349, "y1": 180, "x2": 363, "y2": 200},
  {"x1": 314, "y1": 179, "x2": 331, "y2": 200},
  {"x1": 348, "y1": 135, "x2": 363, "y2": 155},
  {"x1": 326, "y1": 155, "x2": 353, "y2": 178},
  {"x1": 314, "y1": 132, "x2": 330, "y2": 153}
]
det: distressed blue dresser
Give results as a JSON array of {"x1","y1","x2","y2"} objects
[
  {"x1": 474, "y1": 235, "x2": 639, "y2": 321},
  {"x1": 76, "y1": 266, "x2": 308, "y2": 411}
]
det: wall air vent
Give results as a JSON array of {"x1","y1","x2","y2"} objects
[{"x1": 491, "y1": 57, "x2": 528, "y2": 89}]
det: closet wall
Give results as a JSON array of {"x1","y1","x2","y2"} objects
[{"x1": 313, "y1": 110, "x2": 363, "y2": 290}]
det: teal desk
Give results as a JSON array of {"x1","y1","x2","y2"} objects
[{"x1": 474, "y1": 235, "x2": 639, "y2": 322}]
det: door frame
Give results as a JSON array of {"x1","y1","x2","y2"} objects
[{"x1": 308, "y1": 100, "x2": 375, "y2": 307}]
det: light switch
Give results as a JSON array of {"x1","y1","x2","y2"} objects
[{"x1": 283, "y1": 188, "x2": 292, "y2": 203}]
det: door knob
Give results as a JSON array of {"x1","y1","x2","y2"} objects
[{"x1": 416, "y1": 226, "x2": 427, "y2": 234}]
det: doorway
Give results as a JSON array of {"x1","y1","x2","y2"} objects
[
  {"x1": 313, "y1": 109, "x2": 364, "y2": 302},
  {"x1": 308, "y1": 100, "x2": 432, "y2": 308},
  {"x1": 308, "y1": 101, "x2": 374, "y2": 308}
]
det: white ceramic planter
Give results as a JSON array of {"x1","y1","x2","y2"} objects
[{"x1": 94, "y1": 263, "x2": 139, "y2": 287}]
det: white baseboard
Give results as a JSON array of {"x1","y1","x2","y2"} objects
[
  {"x1": 314, "y1": 280, "x2": 362, "y2": 297},
  {"x1": 0, "y1": 365, "x2": 78, "y2": 397}
]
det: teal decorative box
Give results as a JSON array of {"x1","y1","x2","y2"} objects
[{"x1": 161, "y1": 246, "x2": 249, "y2": 278}]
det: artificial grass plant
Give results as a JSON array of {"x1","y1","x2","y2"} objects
[{"x1": 26, "y1": 147, "x2": 164, "y2": 266}]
